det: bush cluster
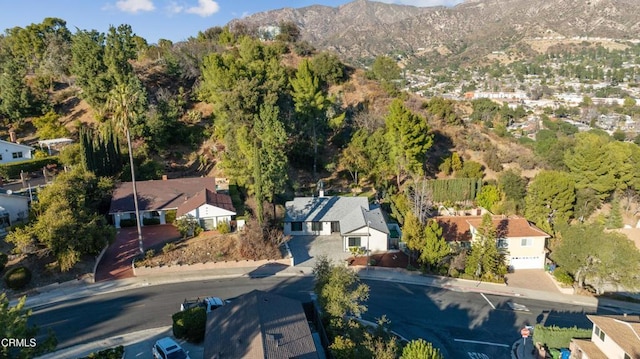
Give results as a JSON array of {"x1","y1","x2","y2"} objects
[
  {"x1": 553, "y1": 268, "x2": 574, "y2": 286},
  {"x1": 0, "y1": 157, "x2": 60, "y2": 180},
  {"x1": 4, "y1": 266, "x2": 32, "y2": 289},
  {"x1": 216, "y1": 221, "x2": 230, "y2": 234},
  {"x1": 119, "y1": 219, "x2": 137, "y2": 228},
  {"x1": 80, "y1": 346, "x2": 124, "y2": 359},
  {"x1": 142, "y1": 217, "x2": 161, "y2": 226},
  {"x1": 172, "y1": 307, "x2": 206, "y2": 343}
]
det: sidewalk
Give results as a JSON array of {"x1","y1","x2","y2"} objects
[{"x1": 29, "y1": 263, "x2": 640, "y2": 358}]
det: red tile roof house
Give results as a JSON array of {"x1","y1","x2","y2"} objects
[
  {"x1": 108, "y1": 177, "x2": 236, "y2": 230},
  {"x1": 435, "y1": 215, "x2": 550, "y2": 270}
]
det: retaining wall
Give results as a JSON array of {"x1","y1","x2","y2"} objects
[{"x1": 133, "y1": 258, "x2": 291, "y2": 276}]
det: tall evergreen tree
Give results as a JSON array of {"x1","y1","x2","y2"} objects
[
  {"x1": 70, "y1": 29, "x2": 111, "y2": 109},
  {"x1": 525, "y1": 170, "x2": 576, "y2": 233},
  {"x1": 420, "y1": 219, "x2": 450, "y2": 270},
  {"x1": 0, "y1": 58, "x2": 36, "y2": 120},
  {"x1": 290, "y1": 58, "x2": 327, "y2": 179},
  {"x1": 385, "y1": 99, "x2": 433, "y2": 186},
  {"x1": 464, "y1": 214, "x2": 507, "y2": 280}
]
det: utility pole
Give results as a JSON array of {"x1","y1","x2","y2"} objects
[{"x1": 126, "y1": 128, "x2": 144, "y2": 255}]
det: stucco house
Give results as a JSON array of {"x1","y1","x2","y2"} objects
[
  {"x1": 204, "y1": 290, "x2": 320, "y2": 359},
  {"x1": 284, "y1": 194, "x2": 391, "y2": 252},
  {"x1": 108, "y1": 177, "x2": 235, "y2": 230},
  {"x1": 436, "y1": 215, "x2": 550, "y2": 270},
  {"x1": 0, "y1": 189, "x2": 30, "y2": 236},
  {"x1": 570, "y1": 314, "x2": 640, "y2": 359},
  {"x1": 0, "y1": 139, "x2": 33, "y2": 165}
]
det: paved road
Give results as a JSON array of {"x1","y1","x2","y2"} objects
[{"x1": 29, "y1": 276, "x2": 603, "y2": 358}]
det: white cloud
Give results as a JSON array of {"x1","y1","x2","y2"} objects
[
  {"x1": 372, "y1": 0, "x2": 464, "y2": 6},
  {"x1": 115, "y1": 0, "x2": 155, "y2": 13},
  {"x1": 185, "y1": 0, "x2": 220, "y2": 17},
  {"x1": 166, "y1": 1, "x2": 184, "y2": 14}
]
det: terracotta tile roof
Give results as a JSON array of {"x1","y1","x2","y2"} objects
[
  {"x1": 176, "y1": 188, "x2": 235, "y2": 217},
  {"x1": 465, "y1": 217, "x2": 550, "y2": 238},
  {"x1": 571, "y1": 339, "x2": 609, "y2": 359},
  {"x1": 204, "y1": 290, "x2": 318, "y2": 359},
  {"x1": 108, "y1": 177, "x2": 216, "y2": 213},
  {"x1": 435, "y1": 216, "x2": 549, "y2": 242},
  {"x1": 435, "y1": 216, "x2": 476, "y2": 242},
  {"x1": 587, "y1": 314, "x2": 640, "y2": 357}
]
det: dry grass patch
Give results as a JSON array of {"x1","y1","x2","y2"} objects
[{"x1": 136, "y1": 222, "x2": 286, "y2": 267}]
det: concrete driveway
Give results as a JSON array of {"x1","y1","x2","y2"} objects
[
  {"x1": 287, "y1": 234, "x2": 351, "y2": 270},
  {"x1": 505, "y1": 269, "x2": 561, "y2": 293}
]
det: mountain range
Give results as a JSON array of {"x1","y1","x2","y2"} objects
[{"x1": 230, "y1": 0, "x2": 640, "y2": 64}]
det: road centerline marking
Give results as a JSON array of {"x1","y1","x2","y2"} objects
[
  {"x1": 454, "y1": 338, "x2": 509, "y2": 348},
  {"x1": 480, "y1": 293, "x2": 496, "y2": 309}
]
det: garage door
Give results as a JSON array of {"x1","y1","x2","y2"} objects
[{"x1": 509, "y1": 256, "x2": 544, "y2": 270}]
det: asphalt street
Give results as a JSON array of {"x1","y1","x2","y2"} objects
[{"x1": 29, "y1": 276, "x2": 604, "y2": 358}]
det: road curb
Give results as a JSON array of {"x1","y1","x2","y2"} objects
[{"x1": 36, "y1": 327, "x2": 172, "y2": 359}]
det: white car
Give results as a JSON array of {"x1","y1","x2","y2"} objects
[{"x1": 152, "y1": 337, "x2": 190, "y2": 359}]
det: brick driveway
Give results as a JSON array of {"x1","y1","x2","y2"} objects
[{"x1": 95, "y1": 225, "x2": 180, "y2": 282}]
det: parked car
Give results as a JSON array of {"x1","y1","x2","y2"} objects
[
  {"x1": 180, "y1": 296, "x2": 226, "y2": 313},
  {"x1": 152, "y1": 337, "x2": 190, "y2": 359}
]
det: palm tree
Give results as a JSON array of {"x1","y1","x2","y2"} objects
[{"x1": 108, "y1": 81, "x2": 145, "y2": 254}]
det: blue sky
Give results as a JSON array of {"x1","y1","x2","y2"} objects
[{"x1": 0, "y1": 0, "x2": 464, "y2": 44}]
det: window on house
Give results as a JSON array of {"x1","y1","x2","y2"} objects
[
  {"x1": 521, "y1": 238, "x2": 533, "y2": 247},
  {"x1": 348, "y1": 237, "x2": 361, "y2": 247},
  {"x1": 0, "y1": 154, "x2": 3, "y2": 161},
  {"x1": 12, "y1": 152, "x2": 23, "y2": 159},
  {"x1": 594, "y1": 326, "x2": 600, "y2": 336},
  {"x1": 624, "y1": 353, "x2": 630, "y2": 359},
  {"x1": 497, "y1": 239, "x2": 509, "y2": 249},
  {"x1": 312, "y1": 222, "x2": 323, "y2": 231},
  {"x1": 291, "y1": 222, "x2": 302, "y2": 231},
  {"x1": 599, "y1": 330, "x2": 605, "y2": 341}
]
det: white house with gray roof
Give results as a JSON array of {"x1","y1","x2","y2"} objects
[
  {"x1": 0, "y1": 139, "x2": 32, "y2": 164},
  {"x1": 284, "y1": 195, "x2": 390, "y2": 252}
]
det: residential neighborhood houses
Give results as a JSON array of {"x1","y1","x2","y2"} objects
[
  {"x1": 109, "y1": 176, "x2": 236, "y2": 230},
  {"x1": 284, "y1": 191, "x2": 392, "y2": 253},
  {"x1": 570, "y1": 314, "x2": 640, "y2": 359}
]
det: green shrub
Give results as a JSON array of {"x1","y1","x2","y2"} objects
[
  {"x1": 553, "y1": 268, "x2": 574, "y2": 286},
  {"x1": 4, "y1": 266, "x2": 32, "y2": 289},
  {"x1": 163, "y1": 243, "x2": 176, "y2": 254},
  {"x1": 119, "y1": 218, "x2": 137, "y2": 228},
  {"x1": 216, "y1": 221, "x2": 230, "y2": 234},
  {"x1": 172, "y1": 307, "x2": 206, "y2": 343},
  {"x1": 81, "y1": 345, "x2": 124, "y2": 359},
  {"x1": 143, "y1": 217, "x2": 161, "y2": 225},
  {"x1": 0, "y1": 156, "x2": 60, "y2": 180},
  {"x1": 145, "y1": 249, "x2": 155, "y2": 260},
  {"x1": 0, "y1": 253, "x2": 7, "y2": 272},
  {"x1": 533, "y1": 325, "x2": 591, "y2": 350},
  {"x1": 165, "y1": 210, "x2": 177, "y2": 224}
]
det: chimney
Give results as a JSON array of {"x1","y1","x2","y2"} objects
[
  {"x1": 9, "y1": 131, "x2": 16, "y2": 143},
  {"x1": 162, "y1": 174, "x2": 168, "y2": 181},
  {"x1": 319, "y1": 189, "x2": 325, "y2": 197}
]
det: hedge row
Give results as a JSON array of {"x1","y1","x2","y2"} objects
[
  {"x1": 172, "y1": 306, "x2": 206, "y2": 343},
  {"x1": 0, "y1": 156, "x2": 60, "y2": 179},
  {"x1": 533, "y1": 325, "x2": 591, "y2": 350}
]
